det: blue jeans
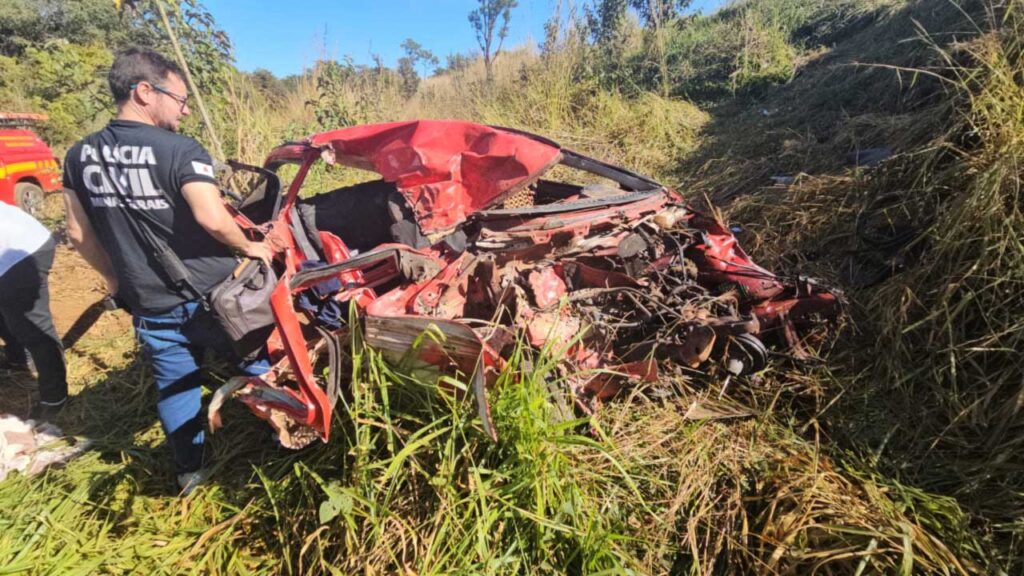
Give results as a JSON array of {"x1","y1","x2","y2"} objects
[{"x1": 133, "y1": 300, "x2": 269, "y2": 474}]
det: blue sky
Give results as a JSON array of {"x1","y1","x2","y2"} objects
[{"x1": 203, "y1": 0, "x2": 724, "y2": 78}]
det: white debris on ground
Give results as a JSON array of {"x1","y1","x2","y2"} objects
[{"x1": 0, "y1": 414, "x2": 91, "y2": 482}]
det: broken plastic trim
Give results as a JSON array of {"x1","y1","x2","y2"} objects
[{"x1": 559, "y1": 150, "x2": 662, "y2": 192}]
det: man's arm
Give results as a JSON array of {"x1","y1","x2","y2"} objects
[
  {"x1": 181, "y1": 181, "x2": 272, "y2": 264},
  {"x1": 63, "y1": 188, "x2": 118, "y2": 294}
]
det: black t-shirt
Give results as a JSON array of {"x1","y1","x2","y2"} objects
[{"x1": 63, "y1": 120, "x2": 237, "y2": 314}]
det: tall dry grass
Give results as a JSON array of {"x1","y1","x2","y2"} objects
[
  {"x1": 710, "y1": 0, "x2": 1024, "y2": 570},
  {"x1": 859, "y1": 3, "x2": 1024, "y2": 562},
  {"x1": 210, "y1": 41, "x2": 707, "y2": 188}
]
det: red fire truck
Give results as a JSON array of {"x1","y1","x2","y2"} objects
[{"x1": 0, "y1": 113, "x2": 62, "y2": 217}]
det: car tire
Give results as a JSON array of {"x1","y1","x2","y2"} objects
[{"x1": 15, "y1": 181, "x2": 44, "y2": 219}]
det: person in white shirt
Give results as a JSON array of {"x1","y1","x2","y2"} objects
[{"x1": 0, "y1": 202, "x2": 67, "y2": 420}]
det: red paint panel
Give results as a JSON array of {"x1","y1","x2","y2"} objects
[
  {"x1": 304, "y1": 121, "x2": 562, "y2": 233},
  {"x1": 269, "y1": 278, "x2": 332, "y2": 439}
]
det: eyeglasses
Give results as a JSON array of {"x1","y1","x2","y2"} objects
[{"x1": 131, "y1": 82, "x2": 189, "y2": 109}]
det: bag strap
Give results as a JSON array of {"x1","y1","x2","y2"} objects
[{"x1": 104, "y1": 166, "x2": 210, "y2": 305}]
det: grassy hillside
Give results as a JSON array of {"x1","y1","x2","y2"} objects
[
  {"x1": 2, "y1": 0, "x2": 1023, "y2": 573},
  {"x1": 687, "y1": 0, "x2": 1024, "y2": 569}
]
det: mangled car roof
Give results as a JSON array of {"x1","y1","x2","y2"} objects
[{"x1": 266, "y1": 120, "x2": 564, "y2": 234}]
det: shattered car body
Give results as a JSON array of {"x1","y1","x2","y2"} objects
[{"x1": 213, "y1": 120, "x2": 840, "y2": 447}]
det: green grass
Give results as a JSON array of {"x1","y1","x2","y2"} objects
[{"x1": 0, "y1": 316, "x2": 983, "y2": 574}]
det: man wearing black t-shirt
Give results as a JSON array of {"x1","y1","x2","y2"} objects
[{"x1": 62, "y1": 47, "x2": 273, "y2": 495}]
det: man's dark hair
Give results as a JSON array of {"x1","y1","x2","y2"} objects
[{"x1": 108, "y1": 46, "x2": 184, "y2": 104}]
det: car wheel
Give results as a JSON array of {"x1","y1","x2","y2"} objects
[{"x1": 15, "y1": 182, "x2": 44, "y2": 219}]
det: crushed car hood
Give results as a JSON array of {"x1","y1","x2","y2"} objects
[{"x1": 304, "y1": 120, "x2": 563, "y2": 234}]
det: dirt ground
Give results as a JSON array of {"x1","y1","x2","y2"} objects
[{"x1": 48, "y1": 246, "x2": 127, "y2": 337}]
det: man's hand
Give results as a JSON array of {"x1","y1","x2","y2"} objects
[{"x1": 240, "y1": 240, "x2": 273, "y2": 266}]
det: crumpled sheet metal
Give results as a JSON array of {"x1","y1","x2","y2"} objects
[
  {"x1": 306, "y1": 120, "x2": 562, "y2": 234},
  {"x1": 350, "y1": 205, "x2": 840, "y2": 410},
  {"x1": 235, "y1": 120, "x2": 843, "y2": 445}
]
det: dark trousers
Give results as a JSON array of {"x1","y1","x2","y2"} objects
[{"x1": 0, "y1": 238, "x2": 67, "y2": 404}]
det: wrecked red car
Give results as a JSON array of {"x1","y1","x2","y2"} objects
[{"x1": 210, "y1": 120, "x2": 840, "y2": 447}]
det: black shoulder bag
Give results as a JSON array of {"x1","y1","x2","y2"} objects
[{"x1": 108, "y1": 175, "x2": 277, "y2": 357}]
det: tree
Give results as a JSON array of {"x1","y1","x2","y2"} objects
[
  {"x1": 0, "y1": 0, "x2": 148, "y2": 57},
  {"x1": 395, "y1": 38, "x2": 439, "y2": 98},
  {"x1": 467, "y1": 0, "x2": 517, "y2": 82},
  {"x1": 399, "y1": 38, "x2": 439, "y2": 78},
  {"x1": 249, "y1": 68, "x2": 286, "y2": 101},
  {"x1": 0, "y1": 0, "x2": 234, "y2": 150},
  {"x1": 397, "y1": 56, "x2": 418, "y2": 98},
  {"x1": 438, "y1": 52, "x2": 474, "y2": 75},
  {"x1": 627, "y1": 0, "x2": 692, "y2": 96},
  {"x1": 6, "y1": 41, "x2": 114, "y2": 146},
  {"x1": 628, "y1": 0, "x2": 691, "y2": 28},
  {"x1": 126, "y1": 0, "x2": 233, "y2": 97},
  {"x1": 306, "y1": 58, "x2": 356, "y2": 129},
  {"x1": 587, "y1": 0, "x2": 628, "y2": 47}
]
